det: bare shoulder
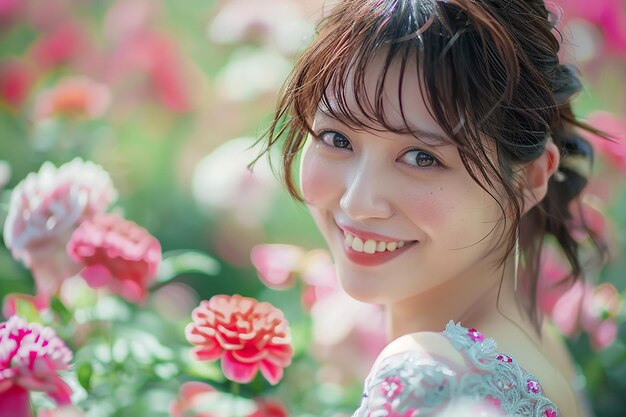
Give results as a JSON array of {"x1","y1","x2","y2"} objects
[{"x1": 373, "y1": 331, "x2": 467, "y2": 370}]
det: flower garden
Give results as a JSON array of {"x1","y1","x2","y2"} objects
[{"x1": 0, "y1": 1, "x2": 625, "y2": 416}]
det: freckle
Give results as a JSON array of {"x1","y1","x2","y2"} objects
[{"x1": 439, "y1": 187, "x2": 443, "y2": 191}]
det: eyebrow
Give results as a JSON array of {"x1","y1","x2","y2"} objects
[{"x1": 314, "y1": 108, "x2": 452, "y2": 147}]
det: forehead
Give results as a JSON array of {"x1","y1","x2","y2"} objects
[{"x1": 315, "y1": 50, "x2": 451, "y2": 146}]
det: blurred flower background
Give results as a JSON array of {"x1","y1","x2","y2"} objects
[{"x1": 0, "y1": 0, "x2": 625, "y2": 416}]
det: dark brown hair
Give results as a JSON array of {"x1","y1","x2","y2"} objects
[{"x1": 258, "y1": 0, "x2": 608, "y2": 329}]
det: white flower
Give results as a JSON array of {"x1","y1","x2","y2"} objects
[
  {"x1": 3, "y1": 158, "x2": 117, "y2": 295},
  {"x1": 191, "y1": 137, "x2": 277, "y2": 225},
  {"x1": 215, "y1": 47, "x2": 292, "y2": 102}
]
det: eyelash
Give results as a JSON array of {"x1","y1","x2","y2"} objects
[{"x1": 315, "y1": 130, "x2": 442, "y2": 168}]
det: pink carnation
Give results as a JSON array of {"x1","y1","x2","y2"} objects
[
  {"x1": 0, "y1": 316, "x2": 73, "y2": 409},
  {"x1": 67, "y1": 214, "x2": 161, "y2": 304},
  {"x1": 3, "y1": 158, "x2": 117, "y2": 297},
  {"x1": 185, "y1": 295, "x2": 293, "y2": 385}
]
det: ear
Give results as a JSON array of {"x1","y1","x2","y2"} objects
[{"x1": 518, "y1": 141, "x2": 560, "y2": 215}]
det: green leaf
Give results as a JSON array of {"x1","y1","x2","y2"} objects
[
  {"x1": 50, "y1": 296, "x2": 72, "y2": 324},
  {"x1": 77, "y1": 362, "x2": 93, "y2": 390},
  {"x1": 14, "y1": 297, "x2": 42, "y2": 323},
  {"x1": 155, "y1": 250, "x2": 221, "y2": 285}
]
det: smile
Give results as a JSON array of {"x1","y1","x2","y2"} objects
[
  {"x1": 336, "y1": 225, "x2": 418, "y2": 266},
  {"x1": 344, "y1": 232, "x2": 406, "y2": 253}
]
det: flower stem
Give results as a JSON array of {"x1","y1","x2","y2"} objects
[{"x1": 231, "y1": 382, "x2": 240, "y2": 416}]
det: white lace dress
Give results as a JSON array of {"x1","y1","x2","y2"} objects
[{"x1": 353, "y1": 321, "x2": 561, "y2": 417}]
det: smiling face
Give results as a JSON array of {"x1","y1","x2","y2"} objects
[{"x1": 299, "y1": 53, "x2": 512, "y2": 305}]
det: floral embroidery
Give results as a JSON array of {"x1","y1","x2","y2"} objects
[
  {"x1": 527, "y1": 379, "x2": 543, "y2": 394},
  {"x1": 380, "y1": 375, "x2": 404, "y2": 401},
  {"x1": 468, "y1": 327, "x2": 484, "y2": 342},
  {"x1": 496, "y1": 354, "x2": 513, "y2": 363},
  {"x1": 545, "y1": 409, "x2": 558, "y2": 417},
  {"x1": 352, "y1": 322, "x2": 561, "y2": 417}
]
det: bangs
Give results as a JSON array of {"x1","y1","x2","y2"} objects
[{"x1": 267, "y1": 0, "x2": 559, "y2": 192}]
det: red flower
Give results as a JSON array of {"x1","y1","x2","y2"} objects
[
  {"x1": 30, "y1": 23, "x2": 85, "y2": 69},
  {"x1": 185, "y1": 295, "x2": 293, "y2": 385},
  {"x1": 0, "y1": 316, "x2": 73, "y2": 407},
  {"x1": 0, "y1": 59, "x2": 33, "y2": 109},
  {"x1": 67, "y1": 214, "x2": 162, "y2": 304}
]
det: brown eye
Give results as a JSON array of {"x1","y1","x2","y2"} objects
[
  {"x1": 320, "y1": 131, "x2": 352, "y2": 149},
  {"x1": 399, "y1": 150, "x2": 438, "y2": 168}
]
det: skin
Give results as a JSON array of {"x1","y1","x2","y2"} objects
[{"x1": 298, "y1": 51, "x2": 588, "y2": 416}]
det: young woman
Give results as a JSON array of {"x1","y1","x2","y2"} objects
[{"x1": 260, "y1": 0, "x2": 606, "y2": 415}]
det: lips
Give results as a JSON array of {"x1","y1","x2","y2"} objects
[{"x1": 336, "y1": 223, "x2": 418, "y2": 266}]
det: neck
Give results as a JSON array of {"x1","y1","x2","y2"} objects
[{"x1": 384, "y1": 253, "x2": 523, "y2": 341}]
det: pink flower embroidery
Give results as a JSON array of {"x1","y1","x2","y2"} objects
[
  {"x1": 545, "y1": 409, "x2": 558, "y2": 417},
  {"x1": 496, "y1": 354, "x2": 513, "y2": 363},
  {"x1": 0, "y1": 316, "x2": 73, "y2": 406},
  {"x1": 3, "y1": 158, "x2": 117, "y2": 298},
  {"x1": 468, "y1": 328, "x2": 484, "y2": 342},
  {"x1": 526, "y1": 379, "x2": 542, "y2": 394},
  {"x1": 380, "y1": 375, "x2": 404, "y2": 401},
  {"x1": 67, "y1": 214, "x2": 162, "y2": 304},
  {"x1": 185, "y1": 295, "x2": 293, "y2": 385}
]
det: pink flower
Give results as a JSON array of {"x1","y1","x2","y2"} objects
[
  {"x1": 559, "y1": 0, "x2": 626, "y2": 56},
  {"x1": 549, "y1": 281, "x2": 621, "y2": 350},
  {"x1": 580, "y1": 284, "x2": 621, "y2": 350},
  {"x1": 34, "y1": 76, "x2": 111, "y2": 119},
  {"x1": 3, "y1": 158, "x2": 117, "y2": 297},
  {"x1": 0, "y1": 316, "x2": 73, "y2": 407},
  {"x1": 0, "y1": 0, "x2": 23, "y2": 28},
  {"x1": 580, "y1": 111, "x2": 626, "y2": 171},
  {"x1": 567, "y1": 198, "x2": 607, "y2": 243},
  {"x1": 250, "y1": 244, "x2": 304, "y2": 290},
  {"x1": 0, "y1": 385, "x2": 33, "y2": 417},
  {"x1": 536, "y1": 246, "x2": 573, "y2": 316},
  {"x1": 67, "y1": 214, "x2": 162, "y2": 304},
  {"x1": 0, "y1": 59, "x2": 33, "y2": 109},
  {"x1": 185, "y1": 295, "x2": 293, "y2": 385},
  {"x1": 106, "y1": 31, "x2": 191, "y2": 113},
  {"x1": 30, "y1": 23, "x2": 86, "y2": 69}
]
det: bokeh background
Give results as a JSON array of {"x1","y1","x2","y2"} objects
[{"x1": 0, "y1": 0, "x2": 625, "y2": 416}]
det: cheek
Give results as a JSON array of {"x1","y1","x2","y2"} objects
[{"x1": 300, "y1": 151, "x2": 341, "y2": 206}]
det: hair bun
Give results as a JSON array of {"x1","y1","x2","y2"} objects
[
  {"x1": 553, "y1": 64, "x2": 583, "y2": 104},
  {"x1": 552, "y1": 130, "x2": 593, "y2": 203}
]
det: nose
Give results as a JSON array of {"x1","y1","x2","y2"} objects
[{"x1": 339, "y1": 160, "x2": 393, "y2": 221}]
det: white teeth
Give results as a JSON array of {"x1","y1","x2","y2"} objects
[
  {"x1": 352, "y1": 237, "x2": 364, "y2": 252},
  {"x1": 344, "y1": 230, "x2": 410, "y2": 254},
  {"x1": 363, "y1": 240, "x2": 377, "y2": 254}
]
